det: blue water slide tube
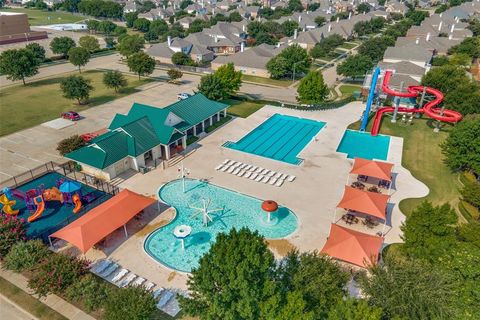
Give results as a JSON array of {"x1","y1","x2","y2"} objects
[{"x1": 360, "y1": 67, "x2": 381, "y2": 131}]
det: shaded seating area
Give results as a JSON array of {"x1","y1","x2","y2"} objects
[
  {"x1": 334, "y1": 186, "x2": 390, "y2": 235},
  {"x1": 321, "y1": 223, "x2": 383, "y2": 268},
  {"x1": 348, "y1": 158, "x2": 394, "y2": 194},
  {"x1": 49, "y1": 189, "x2": 156, "y2": 253}
]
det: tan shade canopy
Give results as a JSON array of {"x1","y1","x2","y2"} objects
[{"x1": 50, "y1": 189, "x2": 156, "y2": 253}]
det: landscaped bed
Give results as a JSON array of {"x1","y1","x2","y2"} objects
[{"x1": 0, "y1": 70, "x2": 152, "y2": 136}]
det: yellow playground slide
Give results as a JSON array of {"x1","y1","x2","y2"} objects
[{"x1": 0, "y1": 194, "x2": 19, "y2": 215}]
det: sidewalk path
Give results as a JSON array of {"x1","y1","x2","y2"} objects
[
  {"x1": 0, "y1": 294, "x2": 38, "y2": 320},
  {"x1": 0, "y1": 266, "x2": 96, "y2": 320}
]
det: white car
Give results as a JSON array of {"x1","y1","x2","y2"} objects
[{"x1": 177, "y1": 93, "x2": 191, "y2": 100}]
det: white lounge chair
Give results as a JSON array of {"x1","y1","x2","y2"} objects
[
  {"x1": 245, "y1": 165, "x2": 252, "y2": 170},
  {"x1": 227, "y1": 167, "x2": 235, "y2": 173},
  {"x1": 268, "y1": 171, "x2": 275, "y2": 177},
  {"x1": 222, "y1": 159, "x2": 229, "y2": 165},
  {"x1": 280, "y1": 174, "x2": 288, "y2": 180},
  {"x1": 238, "y1": 170, "x2": 246, "y2": 177},
  {"x1": 132, "y1": 277, "x2": 145, "y2": 287},
  {"x1": 153, "y1": 288, "x2": 165, "y2": 300},
  {"x1": 157, "y1": 291, "x2": 174, "y2": 308},
  {"x1": 144, "y1": 282, "x2": 155, "y2": 291},
  {"x1": 250, "y1": 173, "x2": 258, "y2": 180},
  {"x1": 250, "y1": 166, "x2": 258, "y2": 172},
  {"x1": 269, "y1": 178, "x2": 277, "y2": 185},
  {"x1": 91, "y1": 259, "x2": 111, "y2": 274},
  {"x1": 215, "y1": 164, "x2": 223, "y2": 171},
  {"x1": 232, "y1": 168, "x2": 240, "y2": 175},
  {"x1": 255, "y1": 167, "x2": 263, "y2": 173},
  {"x1": 274, "y1": 172, "x2": 282, "y2": 179},
  {"x1": 112, "y1": 268, "x2": 129, "y2": 283},
  {"x1": 101, "y1": 263, "x2": 118, "y2": 277},
  {"x1": 261, "y1": 169, "x2": 269, "y2": 175},
  {"x1": 221, "y1": 165, "x2": 230, "y2": 172},
  {"x1": 120, "y1": 273, "x2": 137, "y2": 287},
  {"x1": 244, "y1": 172, "x2": 252, "y2": 178},
  {"x1": 275, "y1": 179, "x2": 284, "y2": 187},
  {"x1": 255, "y1": 175, "x2": 264, "y2": 182},
  {"x1": 262, "y1": 176, "x2": 270, "y2": 183},
  {"x1": 287, "y1": 175, "x2": 296, "y2": 182},
  {"x1": 230, "y1": 161, "x2": 237, "y2": 166}
]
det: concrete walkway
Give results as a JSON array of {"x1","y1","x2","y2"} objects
[
  {"x1": 0, "y1": 294, "x2": 38, "y2": 320},
  {"x1": 0, "y1": 266, "x2": 96, "y2": 320}
]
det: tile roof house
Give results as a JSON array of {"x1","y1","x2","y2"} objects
[{"x1": 65, "y1": 94, "x2": 229, "y2": 180}]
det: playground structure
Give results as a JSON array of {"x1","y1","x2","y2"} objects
[
  {"x1": 361, "y1": 67, "x2": 462, "y2": 136},
  {"x1": 1, "y1": 179, "x2": 88, "y2": 223}
]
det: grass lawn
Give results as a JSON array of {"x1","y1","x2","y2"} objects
[
  {"x1": 3, "y1": 8, "x2": 85, "y2": 26},
  {"x1": 224, "y1": 99, "x2": 265, "y2": 118},
  {"x1": 349, "y1": 116, "x2": 461, "y2": 216},
  {"x1": 339, "y1": 85, "x2": 361, "y2": 96},
  {"x1": 0, "y1": 276, "x2": 67, "y2": 320},
  {"x1": 241, "y1": 75, "x2": 292, "y2": 88},
  {"x1": 0, "y1": 70, "x2": 152, "y2": 136},
  {"x1": 338, "y1": 42, "x2": 357, "y2": 50}
]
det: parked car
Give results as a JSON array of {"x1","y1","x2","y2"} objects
[
  {"x1": 61, "y1": 111, "x2": 80, "y2": 121},
  {"x1": 177, "y1": 93, "x2": 191, "y2": 100}
]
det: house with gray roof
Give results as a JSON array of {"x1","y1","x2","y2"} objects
[
  {"x1": 65, "y1": 94, "x2": 229, "y2": 180},
  {"x1": 377, "y1": 60, "x2": 427, "y2": 83},
  {"x1": 383, "y1": 44, "x2": 433, "y2": 68},
  {"x1": 395, "y1": 35, "x2": 461, "y2": 55}
]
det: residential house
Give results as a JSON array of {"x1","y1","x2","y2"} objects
[
  {"x1": 385, "y1": 1, "x2": 408, "y2": 15},
  {"x1": 123, "y1": 1, "x2": 137, "y2": 13},
  {"x1": 383, "y1": 44, "x2": 433, "y2": 68},
  {"x1": 66, "y1": 94, "x2": 229, "y2": 180},
  {"x1": 395, "y1": 35, "x2": 461, "y2": 55}
]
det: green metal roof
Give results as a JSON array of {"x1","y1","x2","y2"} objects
[
  {"x1": 166, "y1": 93, "x2": 228, "y2": 126},
  {"x1": 121, "y1": 116, "x2": 161, "y2": 156}
]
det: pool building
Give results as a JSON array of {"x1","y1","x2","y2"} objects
[{"x1": 66, "y1": 94, "x2": 228, "y2": 180}]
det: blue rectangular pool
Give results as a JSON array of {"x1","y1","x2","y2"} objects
[
  {"x1": 224, "y1": 114, "x2": 326, "y2": 165},
  {"x1": 336, "y1": 130, "x2": 390, "y2": 160}
]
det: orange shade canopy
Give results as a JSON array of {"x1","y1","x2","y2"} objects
[
  {"x1": 50, "y1": 189, "x2": 156, "y2": 253},
  {"x1": 337, "y1": 186, "x2": 389, "y2": 220},
  {"x1": 350, "y1": 158, "x2": 393, "y2": 182},
  {"x1": 321, "y1": 223, "x2": 383, "y2": 268}
]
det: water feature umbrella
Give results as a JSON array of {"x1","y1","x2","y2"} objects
[
  {"x1": 173, "y1": 225, "x2": 192, "y2": 250},
  {"x1": 262, "y1": 200, "x2": 278, "y2": 222},
  {"x1": 59, "y1": 181, "x2": 82, "y2": 193}
]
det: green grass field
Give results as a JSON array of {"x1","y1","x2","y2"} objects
[
  {"x1": 0, "y1": 70, "x2": 152, "y2": 136},
  {"x1": 339, "y1": 85, "x2": 361, "y2": 96},
  {"x1": 339, "y1": 42, "x2": 357, "y2": 50},
  {"x1": 0, "y1": 276, "x2": 67, "y2": 320},
  {"x1": 241, "y1": 75, "x2": 292, "y2": 88},
  {"x1": 349, "y1": 116, "x2": 461, "y2": 216},
  {"x1": 3, "y1": 8, "x2": 85, "y2": 26},
  {"x1": 224, "y1": 99, "x2": 265, "y2": 118}
]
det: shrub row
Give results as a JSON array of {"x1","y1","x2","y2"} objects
[{"x1": 205, "y1": 115, "x2": 233, "y2": 133}]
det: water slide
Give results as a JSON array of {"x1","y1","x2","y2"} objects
[
  {"x1": 370, "y1": 70, "x2": 462, "y2": 136},
  {"x1": 0, "y1": 194, "x2": 19, "y2": 215},
  {"x1": 72, "y1": 193, "x2": 82, "y2": 214},
  {"x1": 28, "y1": 196, "x2": 45, "y2": 223}
]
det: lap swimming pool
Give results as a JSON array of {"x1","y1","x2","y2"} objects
[
  {"x1": 224, "y1": 114, "x2": 325, "y2": 165},
  {"x1": 336, "y1": 130, "x2": 390, "y2": 160},
  {"x1": 144, "y1": 179, "x2": 298, "y2": 272}
]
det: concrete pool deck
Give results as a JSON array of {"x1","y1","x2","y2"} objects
[{"x1": 54, "y1": 101, "x2": 428, "y2": 290}]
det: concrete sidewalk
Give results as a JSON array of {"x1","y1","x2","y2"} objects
[
  {"x1": 0, "y1": 266, "x2": 96, "y2": 320},
  {"x1": 0, "y1": 294, "x2": 38, "y2": 320}
]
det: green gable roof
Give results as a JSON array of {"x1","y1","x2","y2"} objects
[
  {"x1": 165, "y1": 93, "x2": 228, "y2": 127},
  {"x1": 121, "y1": 116, "x2": 161, "y2": 156}
]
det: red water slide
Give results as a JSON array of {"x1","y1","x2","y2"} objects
[{"x1": 370, "y1": 71, "x2": 462, "y2": 136}]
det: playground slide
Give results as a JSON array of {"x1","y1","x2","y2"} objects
[
  {"x1": 371, "y1": 71, "x2": 462, "y2": 136},
  {"x1": 0, "y1": 194, "x2": 19, "y2": 215},
  {"x1": 43, "y1": 187, "x2": 63, "y2": 203},
  {"x1": 72, "y1": 194, "x2": 82, "y2": 214},
  {"x1": 28, "y1": 196, "x2": 45, "y2": 223}
]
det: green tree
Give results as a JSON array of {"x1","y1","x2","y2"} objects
[
  {"x1": 103, "y1": 70, "x2": 127, "y2": 92},
  {"x1": 66, "y1": 274, "x2": 110, "y2": 312},
  {"x1": 229, "y1": 11, "x2": 242, "y2": 22},
  {"x1": 256, "y1": 32, "x2": 278, "y2": 45},
  {"x1": 60, "y1": 75, "x2": 93, "y2": 105},
  {"x1": 441, "y1": 117, "x2": 480, "y2": 174},
  {"x1": 448, "y1": 36, "x2": 480, "y2": 58},
  {"x1": 57, "y1": 135, "x2": 86, "y2": 155},
  {"x1": 144, "y1": 30, "x2": 159, "y2": 42},
  {"x1": 197, "y1": 74, "x2": 226, "y2": 100},
  {"x1": 357, "y1": 2, "x2": 370, "y2": 13},
  {"x1": 79, "y1": 35, "x2": 100, "y2": 53},
  {"x1": 179, "y1": 228, "x2": 276, "y2": 319},
  {"x1": 86, "y1": 19, "x2": 100, "y2": 33},
  {"x1": 449, "y1": 52, "x2": 472, "y2": 66},
  {"x1": 0, "y1": 215, "x2": 26, "y2": 258},
  {"x1": 406, "y1": 10, "x2": 430, "y2": 25},
  {"x1": 353, "y1": 21, "x2": 372, "y2": 37},
  {"x1": 4, "y1": 240, "x2": 50, "y2": 272},
  {"x1": 336, "y1": 54, "x2": 373, "y2": 77},
  {"x1": 288, "y1": 0, "x2": 304, "y2": 12},
  {"x1": 25, "y1": 43, "x2": 46, "y2": 63},
  {"x1": 171, "y1": 52, "x2": 194, "y2": 65},
  {"x1": 124, "y1": 11, "x2": 138, "y2": 28},
  {"x1": 360, "y1": 256, "x2": 455, "y2": 320},
  {"x1": 167, "y1": 68, "x2": 183, "y2": 82},
  {"x1": 327, "y1": 298, "x2": 382, "y2": 320},
  {"x1": 266, "y1": 44, "x2": 311, "y2": 79},
  {"x1": 309, "y1": 34, "x2": 344, "y2": 58},
  {"x1": 188, "y1": 19, "x2": 208, "y2": 33},
  {"x1": 133, "y1": 18, "x2": 151, "y2": 32},
  {"x1": 0, "y1": 48, "x2": 40, "y2": 85},
  {"x1": 98, "y1": 20, "x2": 116, "y2": 35},
  {"x1": 457, "y1": 221, "x2": 480, "y2": 247},
  {"x1": 50, "y1": 36, "x2": 76, "y2": 57},
  {"x1": 149, "y1": 19, "x2": 169, "y2": 36},
  {"x1": 358, "y1": 36, "x2": 395, "y2": 62},
  {"x1": 117, "y1": 34, "x2": 145, "y2": 57},
  {"x1": 68, "y1": 47, "x2": 90, "y2": 73},
  {"x1": 126, "y1": 52, "x2": 155, "y2": 79},
  {"x1": 315, "y1": 15, "x2": 326, "y2": 27},
  {"x1": 281, "y1": 20, "x2": 299, "y2": 37},
  {"x1": 297, "y1": 71, "x2": 329, "y2": 104},
  {"x1": 214, "y1": 62, "x2": 242, "y2": 95}
]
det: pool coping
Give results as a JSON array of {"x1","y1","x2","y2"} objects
[{"x1": 142, "y1": 178, "x2": 301, "y2": 274}]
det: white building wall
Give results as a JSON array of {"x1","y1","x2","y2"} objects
[
  {"x1": 78, "y1": 163, "x2": 112, "y2": 181},
  {"x1": 151, "y1": 145, "x2": 162, "y2": 160}
]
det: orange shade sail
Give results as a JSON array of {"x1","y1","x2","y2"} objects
[
  {"x1": 321, "y1": 223, "x2": 383, "y2": 267},
  {"x1": 350, "y1": 158, "x2": 393, "y2": 182},
  {"x1": 50, "y1": 189, "x2": 156, "y2": 253},
  {"x1": 337, "y1": 186, "x2": 389, "y2": 220}
]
